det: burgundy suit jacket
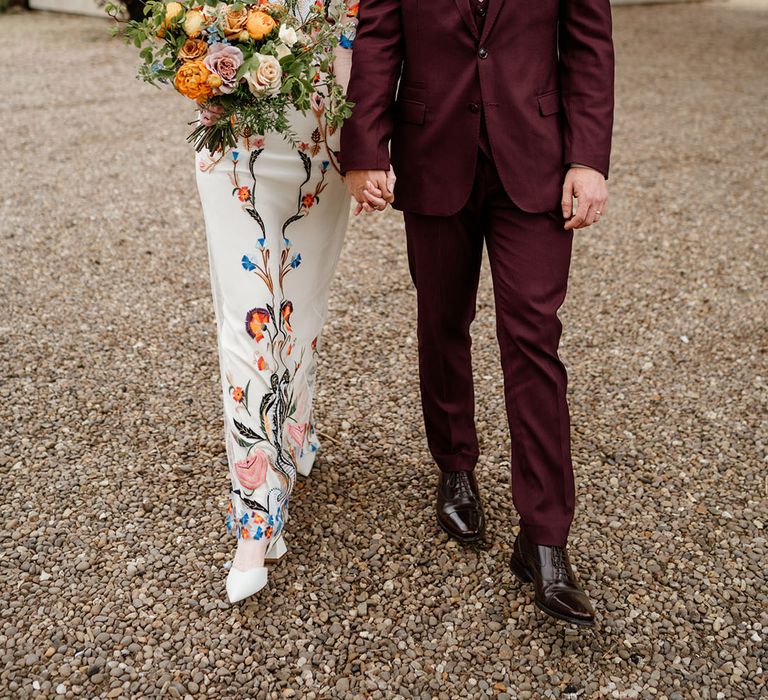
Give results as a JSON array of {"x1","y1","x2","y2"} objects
[{"x1": 340, "y1": 0, "x2": 615, "y2": 216}]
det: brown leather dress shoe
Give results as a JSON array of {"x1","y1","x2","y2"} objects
[
  {"x1": 509, "y1": 531, "x2": 595, "y2": 627},
  {"x1": 436, "y1": 471, "x2": 486, "y2": 543}
]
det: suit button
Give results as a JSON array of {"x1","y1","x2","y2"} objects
[
  {"x1": 469, "y1": 102, "x2": 480, "y2": 113},
  {"x1": 478, "y1": 48, "x2": 488, "y2": 59},
  {"x1": 477, "y1": 7, "x2": 487, "y2": 15}
]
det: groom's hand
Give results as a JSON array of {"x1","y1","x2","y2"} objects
[
  {"x1": 346, "y1": 169, "x2": 394, "y2": 216},
  {"x1": 562, "y1": 166, "x2": 608, "y2": 230}
]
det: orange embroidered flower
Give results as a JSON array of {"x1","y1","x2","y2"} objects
[
  {"x1": 246, "y1": 10, "x2": 276, "y2": 40},
  {"x1": 257, "y1": 356, "x2": 267, "y2": 371},
  {"x1": 240, "y1": 527, "x2": 250, "y2": 539},
  {"x1": 264, "y1": 526, "x2": 273, "y2": 538},
  {"x1": 302, "y1": 193, "x2": 315, "y2": 209},
  {"x1": 232, "y1": 386, "x2": 244, "y2": 403},
  {"x1": 174, "y1": 60, "x2": 213, "y2": 102},
  {"x1": 236, "y1": 186, "x2": 251, "y2": 201},
  {"x1": 245, "y1": 307, "x2": 270, "y2": 342}
]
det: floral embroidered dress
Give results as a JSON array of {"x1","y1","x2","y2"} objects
[{"x1": 196, "y1": 0, "x2": 357, "y2": 556}]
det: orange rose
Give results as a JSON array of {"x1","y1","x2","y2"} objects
[
  {"x1": 246, "y1": 10, "x2": 277, "y2": 40},
  {"x1": 223, "y1": 7, "x2": 249, "y2": 39},
  {"x1": 178, "y1": 38, "x2": 208, "y2": 62},
  {"x1": 174, "y1": 60, "x2": 213, "y2": 102}
]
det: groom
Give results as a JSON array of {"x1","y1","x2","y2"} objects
[{"x1": 341, "y1": 0, "x2": 614, "y2": 626}]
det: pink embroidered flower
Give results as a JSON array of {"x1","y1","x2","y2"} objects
[
  {"x1": 203, "y1": 43, "x2": 244, "y2": 95},
  {"x1": 310, "y1": 92, "x2": 325, "y2": 115},
  {"x1": 235, "y1": 450, "x2": 269, "y2": 490},
  {"x1": 287, "y1": 422, "x2": 306, "y2": 447}
]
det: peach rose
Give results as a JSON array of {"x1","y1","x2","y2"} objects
[
  {"x1": 246, "y1": 10, "x2": 277, "y2": 40},
  {"x1": 245, "y1": 54, "x2": 282, "y2": 96},
  {"x1": 157, "y1": 1, "x2": 183, "y2": 37},
  {"x1": 223, "y1": 7, "x2": 249, "y2": 39},
  {"x1": 178, "y1": 38, "x2": 208, "y2": 62},
  {"x1": 174, "y1": 60, "x2": 213, "y2": 102},
  {"x1": 235, "y1": 450, "x2": 269, "y2": 490}
]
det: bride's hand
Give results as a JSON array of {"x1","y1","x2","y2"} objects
[{"x1": 360, "y1": 167, "x2": 397, "y2": 214}]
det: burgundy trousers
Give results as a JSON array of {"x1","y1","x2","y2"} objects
[{"x1": 403, "y1": 151, "x2": 575, "y2": 546}]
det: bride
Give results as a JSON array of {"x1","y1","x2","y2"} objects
[{"x1": 191, "y1": 0, "x2": 389, "y2": 602}]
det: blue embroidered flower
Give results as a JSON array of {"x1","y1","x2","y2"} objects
[
  {"x1": 339, "y1": 35, "x2": 353, "y2": 49},
  {"x1": 290, "y1": 254, "x2": 302, "y2": 269},
  {"x1": 254, "y1": 526, "x2": 264, "y2": 540},
  {"x1": 258, "y1": 237, "x2": 266, "y2": 248},
  {"x1": 240, "y1": 513, "x2": 250, "y2": 526},
  {"x1": 321, "y1": 160, "x2": 330, "y2": 172},
  {"x1": 232, "y1": 150, "x2": 239, "y2": 162},
  {"x1": 242, "y1": 254, "x2": 257, "y2": 271}
]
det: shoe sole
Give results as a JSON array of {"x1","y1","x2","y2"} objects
[
  {"x1": 509, "y1": 555, "x2": 595, "y2": 628},
  {"x1": 436, "y1": 516, "x2": 485, "y2": 544}
]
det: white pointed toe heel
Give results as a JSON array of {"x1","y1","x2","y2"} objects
[
  {"x1": 265, "y1": 536, "x2": 287, "y2": 561},
  {"x1": 226, "y1": 566, "x2": 268, "y2": 603}
]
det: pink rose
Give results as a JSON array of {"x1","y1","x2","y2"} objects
[
  {"x1": 287, "y1": 422, "x2": 306, "y2": 447},
  {"x1": 203, "y1": 43, "x2": 244, "y2": 95},
  {"x1": 199, "y1": 103, "x2": 226, "y2": 126},
  {"x1": 234, "y1": 450, "x2": 269, "y2": 490}
]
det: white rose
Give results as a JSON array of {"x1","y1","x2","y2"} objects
[
  {"x1": 275, "y1": 43, "x2": 291, "y2": 60},
  {"x1": 278, "y1": 24, "x2": 298, "y2": 47},
  {"x1": 245, "y1": 54, "x2": 283, "y2": 96}
]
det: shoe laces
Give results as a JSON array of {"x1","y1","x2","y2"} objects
[
  {"x1": 551, "y1": 547, "x2": 569, "y2": 579},
  {"x1": 449, "y1": 472, "x2": 475, "y2": 501}
]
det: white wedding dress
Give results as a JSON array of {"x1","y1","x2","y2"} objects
[{"x1": 195, "y1": 2, "x2": 356, "y2": 598}]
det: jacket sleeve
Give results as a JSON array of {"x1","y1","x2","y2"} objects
[
  {"x1": 339, "y1": 0, "x2": 404, "y2": 173},
  {"x1": 558, "y1": 0, "x2": 615, "y2": 179}
]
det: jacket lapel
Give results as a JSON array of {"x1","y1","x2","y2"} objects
[
  {"x1": 479, "y1": 0, "x2": 505, "y2": 44},
  {"x1": 453, "y1": 0, "x2": 479, "y2": 39}
]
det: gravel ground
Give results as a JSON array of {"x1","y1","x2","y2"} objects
[{"x1": 1, "y1": 3, "x2": 767, "y2": 699}]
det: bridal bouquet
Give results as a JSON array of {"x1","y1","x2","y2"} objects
[{"x1": 111, "y1": 0, "x2": 354, "y2": 152}]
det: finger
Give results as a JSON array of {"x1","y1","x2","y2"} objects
[
  {"x1": 561, "y1": 181, "x2": 574, "y2": 219},
  {"x1": 362, "y1": 202, "x2": 374, "y2": 213},
  {"x1": 564, "y1": 197, "x2": 589, "y2": 230},
  {"x1": 373, "y1": 174, "x2": 395, "y2": 203},
  {"x1": 581, "y1": 204, "x2": 598, "y2": 228},
  {"x1": 365, "y1": 180, "x2": 383, "y2": 197},
  {"x1": 386, "y1": 169, "x2": 396, "y2": 192},
  {"x1": 363, "y1": 189, "x2": 387, "y2": 210}
]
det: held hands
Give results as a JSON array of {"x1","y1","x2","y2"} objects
[
  {"x1": 346, "y1": 168, "x2": 397, "y2": 216},
  {"x1": 562, "y1": 166, "x2": 608, "y2": 230}
]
